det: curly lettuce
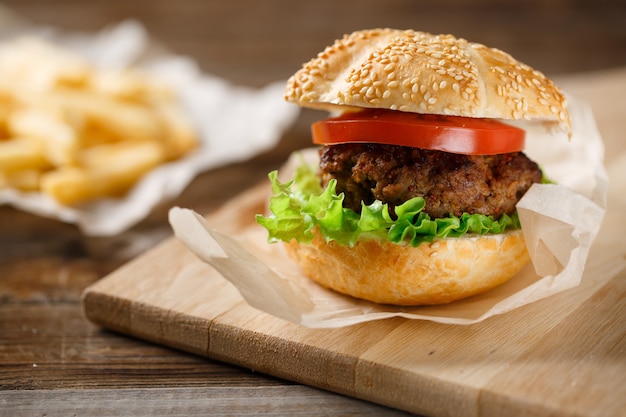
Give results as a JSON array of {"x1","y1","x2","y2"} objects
[{"x1": 256, "y1": 160, "x2": 521, "y2": 248}]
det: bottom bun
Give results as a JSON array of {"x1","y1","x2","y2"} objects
[{"x1": 283, "y1": 230, "x2": 530, "y2": 306}]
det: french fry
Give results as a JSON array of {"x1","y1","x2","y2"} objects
[
  {"x1": 0, "y1": 169, "x2": 42, "y2": 191},
  {"x1": 45, "y1": 89, "x2": 165, "y2": 145},
  {"x1": 152, "y1": 100, "x2": 198, "y2": 160},
  {"x1": 40, "y1": 141, "x2": 165, "y2": 205},
  {"x1": 0, "y1": 136, "x2": 49, "y2": 172},
  {"x1": 7, "y1": 107, "x2": 80, "y2": 166},
  {"x1": 0, "y1": 36, "x2": 199, "y2": 206},
  {"x1": 0, "y1": 37, "x2": 90, "y2": 92},
  {"x1": 91, "y1": 68, "x2": 174, "y2": 103}
]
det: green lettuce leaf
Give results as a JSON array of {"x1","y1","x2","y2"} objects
[{"x1": 256, "y1": 159, "x2": 521, "y2": 248}]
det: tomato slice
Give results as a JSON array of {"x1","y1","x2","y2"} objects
[{"x1": 311, "y1": 109, "x2": 525, "y2": 155}]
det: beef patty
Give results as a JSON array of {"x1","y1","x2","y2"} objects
[{"x1": 318, "y1": 143, "x2": 542, "y2": 219}]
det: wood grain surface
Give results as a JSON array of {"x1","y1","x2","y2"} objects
[
  {"x1": 81, "y1": 148, "x2": 626, "y2": 416},
  {"x1": 1, "y1": 1, "x2": 625, "y2": 416}
]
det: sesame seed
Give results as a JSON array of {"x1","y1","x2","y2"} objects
[{"x1": 285, "y1": 28, "x2": 570, "y2": 133}]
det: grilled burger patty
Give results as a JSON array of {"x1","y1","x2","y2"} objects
[{"x1": 319, "y1": 143, "x2": 542, "y2": 219}]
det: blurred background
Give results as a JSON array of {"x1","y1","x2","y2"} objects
[{"x1": 2, "y1": 0, "x2": 625, "y2": 87}]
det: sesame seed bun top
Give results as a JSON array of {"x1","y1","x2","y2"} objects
[{"x1": 285, "y1": 28, "x2": 571, "y2": 136}]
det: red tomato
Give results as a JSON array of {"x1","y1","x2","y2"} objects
[{"x1": 311, "y1": 109, "x2": 525, "y2": 155}]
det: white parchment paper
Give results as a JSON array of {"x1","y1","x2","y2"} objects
[
  {"x1": 0, "y1": 20, "x2": 299, "y2": 235},
  {"x1": 169, "y1": 93, "x2": 611, "y2": 328}
]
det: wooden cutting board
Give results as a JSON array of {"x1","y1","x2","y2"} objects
[
  {"x1": 82, "y1": 175, "x2": 626, "y2": 417},
  {"x1": 83, "y1": 69, "x2": 626, "y2": 417}
]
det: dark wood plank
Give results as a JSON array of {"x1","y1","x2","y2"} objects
[{"x1": 1, "y1": 387, "x2": 413, "y2": 417}]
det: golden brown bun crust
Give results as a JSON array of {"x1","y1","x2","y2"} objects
[
  {"x1": 286, "y1": 28, "x2": 571, "y2": 136},
  {"x1": 284, "y1": 230, "x2": 530, "y2": 306}
]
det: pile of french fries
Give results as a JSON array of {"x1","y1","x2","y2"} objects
[{"x1": 0, "y1": 37, "x2": 198, "y2": 205}]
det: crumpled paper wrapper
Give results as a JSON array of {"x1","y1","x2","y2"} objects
[
  {"x1": 169, "y1": 94, "x2": 609, "y2": 327},
  {"x1": 0, "y1": 20, "x2": 299, "y2": 235}
]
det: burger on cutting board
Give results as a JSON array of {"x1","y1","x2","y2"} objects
[{"x1": 257, "y1": 29, "x2": 571, "y2": 306}]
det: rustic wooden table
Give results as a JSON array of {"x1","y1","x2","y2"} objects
[{"x1": 1, "y1": 1, "x2": 625, "y2": 416}]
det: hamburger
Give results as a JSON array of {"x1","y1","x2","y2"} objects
[{"x1": 257, "y1": 29, "x2": 571, "y2": 306}]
